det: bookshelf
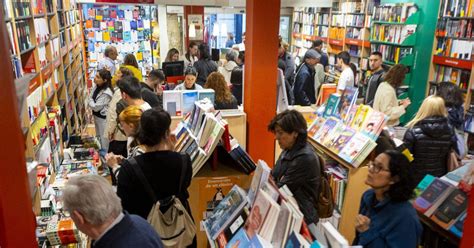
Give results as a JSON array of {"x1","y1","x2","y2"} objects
[
  {"x1": 427, "y1": 0, "x2": 474, "y2": 112},
  {"x1": 3, "y1": 0, "x2": 88, "y2": 215}
]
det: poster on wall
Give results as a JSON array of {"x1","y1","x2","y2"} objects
[{"x1": 188, "y1": 14, "x2": 203, "y2": 40}]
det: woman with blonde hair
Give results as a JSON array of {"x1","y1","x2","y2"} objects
[
  {"x1": 403, "y1": 95, "x2": 456, "y2": 184},
  {"x1": 165, "y1": 48, "x2": 180, "y2": 62},
  {"x1": 106, "y1": 105, "x2": 145, "y2": 180},
  {"x1": 373, "y1": 64, "x2": 411, "y2": 126},
  {"x1": 205, "y1": 72, "x2": 238, "y2": 110}
]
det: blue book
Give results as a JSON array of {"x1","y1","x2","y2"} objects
[
  {"x1": 226, "y1": 228, "x2": 250, "y2": 248},
  {"x1": 182, "y1": 91, "x2": 198, "y2": 116},
  {"x1": 449, "y1": 211, "x2": 467, "y2": 238},
  {"x1": 198, "y1": 89, "x2": 215, "y2": 104},
  {"x1": 322, "y1": 93, "x2": 340, "y2": 118}
]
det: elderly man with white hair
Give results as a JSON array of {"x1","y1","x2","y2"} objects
[{"x1": 62, "y1": 175, "x2": 163, "y2": 248}]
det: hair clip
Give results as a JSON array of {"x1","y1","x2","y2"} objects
[{"x1": 401, "y1": 148, "x2": 414, "y2": 162}]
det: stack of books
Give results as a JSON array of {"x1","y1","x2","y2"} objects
[{"x1": 163, "y1": 89, "x2": 215, "y2": 117}]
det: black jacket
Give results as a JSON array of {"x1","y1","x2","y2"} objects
[
  {"x1": 293, "y1": 63, "x2": 316, "y2": 106},
  {"x1": 117, "y1": 151, "x2": 193, "y2": 219},
  {"x1": 92, "y1": 212, "x2": 164, "y2": 248},
  {"x1": 215, "y1": 95, "x2": 239, "y2": 110},
  {"x1": 447, "y1": 105, "x2": 464, "y2": 130},
  {"x1": 403, "y1": 116, "x2": 455, "y2": 184},
  {"x1": 364, "y1": 69, "x2": 385, "y2": 107},
  {"x1": 194, "y1": 59, "x2": 218, "y2": 86},
  {"x1": 272, "y1": 142, "x2": 321, "y2": 224},
  {"x1": 140, "y1": 82, "x2": 162, "y2": 108}
]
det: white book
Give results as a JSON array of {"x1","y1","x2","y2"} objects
[
  {"x1": 163, "y1": 90, "x2": 182, "y2": 116},
  {"x1": 321, "y1": 222, "x2": 349, "y2": 248}
]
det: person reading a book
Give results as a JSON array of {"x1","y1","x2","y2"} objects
[
  {"x1": 353, "y1": 150, "x2": 422, "y2": 248},
  {"x1": 373, "y1": 64, "x2": 411, "y2": 126},
  {"x1": 293, "y1": 49, "x2": 321, "y2": 106},
  {"x1": 62, "y1": 175, "x2": 164, "y2": 248},
  {"x1": 165, "y1": 48, "x2": 180, "y2": 62},
  {"x1": 98, "y1": 45, "x2": 118, "y2": 76},
  {"x1": 403, "y1": 95, "x2": 456, "y2": 184},
  {"x1": 116, "y1": 108, "x2": 196, "y2": 246},
  {"x1": 364, "y1": 51, "x2": 385, "y2": 106},
  {"x1": 175, "y1": 66, "x2": 204, "y2": 91},
  {"x1": 336, "y1": 51, "x2": 354, "y2": 94},
  {"x1": 268, "y1": 110, "x2": 322, "y2": 225},
  {"x1": 205, "y1": 72, "x2": 238, "y2": 110},
  {"x1": 106, "y1": 105, "x2": 145, "y2": 181}
]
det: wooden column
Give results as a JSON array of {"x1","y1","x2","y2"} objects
[
  {"x1": 0, "y1": 11, "x2": 37, "y2": 248},
  {"x1": 244, "y1": 0, "x2": 280, "y2": 165},
  {"x1": 184, "y1": 6, "x2": 205, "y2": 47}
]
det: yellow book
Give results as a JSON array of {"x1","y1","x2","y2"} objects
[
  {"x1": 96, "y1": 15, "x2": 103, "y2": 21},
  {"x1": 136, "y1": 52, "x2": 143, "y2": 61},
  {"x1": 103, "y1": 32, "x2": 110, "y2": 42}
]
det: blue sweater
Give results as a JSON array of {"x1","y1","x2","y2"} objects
[
  {"x1": 92, "y1": 212, "x2": 164, "y2": 248},
  {"x1": 353, "y1": 189, "x2": 422, "y2": 248}
]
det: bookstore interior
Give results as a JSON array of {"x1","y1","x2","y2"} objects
[{"x1": 2, "y1": 0, "x2": 474, "y2": 247}]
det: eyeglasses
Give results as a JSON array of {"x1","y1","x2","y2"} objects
[{"x1": 368, "y1": 161, "x2": 390, "y2": 174}]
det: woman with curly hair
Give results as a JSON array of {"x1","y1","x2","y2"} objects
[
  {"x1": 353, "y1": 150, "x2": 422, "y2": 247},
  {"x1": 204, "y1": 72, "x2": 238, "y2": 110}
]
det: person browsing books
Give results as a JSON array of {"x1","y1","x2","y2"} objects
[
  {"x1": 293, "y1": 49, "x2": 320, "y2": 106},
  {"x1": 373, "y1": 64, "x2": 411, "y2": 126},
  {"x1": 205, "y1": 72, "x2": 238, "y2": 110},
  {"x1": 116, "y1": 108, "x2": 196, "y2": 247},
  {"x1": 364, "y1": 51, "x2": 385, "y2": 107},
  {"x1": 62, "y1": 175, "x2": 164, "y2": 248},
  {"x1": 336, "y1": 51, "x2": 354, "y2": 94},
  {"x1": 403, "y1": 96, "x2": 456, "y2": 184},
  {"x1": 174, "y1": 66, "x2": 204, "y2": 91},
  {"x1": 353, "y1": 150, "x2": 422, "y2": 248},
  {"x1": 88, "y1": 69, "x2": 114, "y2": 152},
  {"x1": 98, "y1": 45, "x2": 118, "y2": 76},
  {"x1": 268, "y1": 110, "x2": 322, "y2": 225},
  {"x1": 106, "y1": 105, "x2": 145, "y2": 181}
]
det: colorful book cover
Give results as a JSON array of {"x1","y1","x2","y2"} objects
[
  {"x1": 449, "y1": 211, "x2": 467, "y2": 238},
  {"x1": 198, "y1": 89, "x2": 215, "y2": 104},
  {"x1": 249, "y1": 234, "x2": 273, "y2": 248},
  {"x1": 226, "y1": 228, "x2": 251, "y2": 248},
  {"x1": 350, "y1": 105, "x2": 371, "y2": 131},
  {"x1": 321, "y1": 123, "x2": 345, "y2": 148},
  {"x1": 344, "y1": 104, "x2": 358, "y2": 125},
  {"x1": 243, "y1": 189, "x2": 273, "y2": 240},
  {"x1": 307, "y1": 117, "x2": 326, "y2": 139},
  {"x1": 339, "y1": 132, "x2": 371, "y2": 164},
  {"x1": 338, "y1": 87, "x2": 358, "y2": 120},
  {"x1": 413, "y1": 178, "x2": 454, "y2": 216},
  {"x1": 322, "y1": 93, "x2": 341, "y2": 118},
  {"x1": 328, "y1": 127, "x2": 356, "y2": 154},
  {"x1": 360, "y1": 110, "x2": 387, "y2": 140},
  {"x1": 414, "y1": 174, "x2": 436, "y2": 198},
  {"x1": 182, "y1": 90, "x2": 199, "y2": 116},
  {"x1": 431, "y1": 189, "x2": 468, "y2": 229},
  {"x1": 313, "y1": 117, "x2": 339, "y2": 143}
]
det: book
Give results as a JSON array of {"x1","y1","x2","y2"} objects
[
  {"x1": 337, "y1": 87, "x2": 358, "y2": 121},
  {"x1": 247, "y1": 160, "x2": 272, "y2": 205},
  {"x1": 182, "y1": 90, "x2": 199, "y2": 116},
  {"x1": 307, "y1": 117, "x2": 326, "y2": 138},
  {"x1": 199, "y1": 89, "x2": 216, "y2": 104},
  {"x1": 320, "y1": 222, "x2": 349, "y2": 248},
  {"x1": 271, "y1": 200, "x2": 293, "y2": 248},
  {"x1": 414, "y1": 174, "x2": 436, "y2": 197},
  {"x1": 313, "y1": 117, "x2": 340, "y2": 143},
  {"x1": 430, "y1": 189, "x2": 468, "y2": 229},
  {"x1": 323, "y1": 93, "x2": 341, "y2": 118},
  {"x1": 226, "y1": 228, "x2": 250, "y2": 248},
  {"x1": 328, "y1": 127, "x2": 356, "y2": 154},
  {"x1": 249, "y1": 234, "x2": 273, "y2": 248},
  {"x1": 360, "y1": 110, "x2": 387, "y2": 140},
  {"x1": 350, "y1": 105, "x2": 371, "y2": 131},
  {"x1": 339, "y1": 132, "x2": 371, "y2": 166},
  {"x1": 203, "y1": 185, "x2": 248, "y2": 241},
  {"x1": 216, "y1": 208, "x2": 249, "y2": 248},
  {"x1": 413, "y1": 178, "x2": 455, "y2": 216},
  {"x1": 449, "y1": 211, "x2": 467, "y2": 237},
  {"x1": 163, "y1": 90, "x2": 182, "y2": 116},
  {"x1": 243, "y1": 189, "x2": 274, "y2": 240}
]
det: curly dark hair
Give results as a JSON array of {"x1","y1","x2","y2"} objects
[
  {"x1": 384, "y1": 150, "x2": 415, "y2": 202},
  {"x1": 436, "y1": 81, "x2": 464, "y2": 107},
  {"x1": 137, "y1": 108, "x2": 171, "y2": 147},
  {"x1": 268, "y1": 110, "x2": 308, "y2": 146},
  {"x1": 383, "y1": 64, "x2": 408, "y2": 88}
]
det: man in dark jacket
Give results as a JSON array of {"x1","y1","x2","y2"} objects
[
  {"x1": 293, "y1": 49, "x2": 320, "y2": 106},
  {"x1": 279, "y1": 40, "x2": 296, "y2": 84},
  {"x1": 62, "y1": 175, "x2": 164, "y2": 248},
  {"x1": 364, "y1": 51, "x2": 385, "y2": 106},
  {"x1": 269, "y1": 110, "x2": 321, "y2": 225},
  {"x1": 403, "y1": 116, "x2": 456, "y2": 184},
  {"x1": 311, "y1": 39, "x2": 329, "y2": 72},
  {"x1": 194, "y1": 43, "x2": 218, "y2": 86},
  {"x1": 141, "y1": 69, "x2": 165, "y2": 108}
]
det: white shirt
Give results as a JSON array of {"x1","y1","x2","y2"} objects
[
  {"x1": 338, "y1": 67, "x2": 354, "y2": 91},
  {"x1": 98, "y1": 57, "x2": 117, "y2": 75},
  {"x1": 140, "y1": 102, "x2": 152, "y2": 111}
]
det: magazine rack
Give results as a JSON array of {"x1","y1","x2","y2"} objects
[{"x1": 308, "y1": 137, "x2": 370, "y2": 243}]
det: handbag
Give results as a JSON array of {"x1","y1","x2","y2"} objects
[
  {"x1": 129, "y1": 155, "x2": 196, "y2": 247},
  {"x1": 316, "y1": 156, "x2": 335, "y2": 218}
]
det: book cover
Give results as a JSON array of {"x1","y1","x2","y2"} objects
[
  {"x1": 338, "y1": 87, "x2": 358, "y2": 120},
  {"x1": 271, "y1": 200, "x2": 293, "y2": 248},
  {"x1": 328, "y1": 127, "x2": 356, "y2": 154},
  {"x1": 414, "y1": 174, "x2": 436, "y2": 198},
  {"x1": 216, "y1": 208, "x2": 249, "y2": 248},
  {"x1": 243, "y1": 189, "x2": 273, "y2": 240},
  {"x1": 225, "y1": 228, "x2": 250, "y2": 248},
  {"x1": 413, "y1": 178, "x2": 454, "y2": 216},
  {"x1": 339, "y1": 132, "x2": 371, "y2": 164},
  {"x1": 308, "y1": 117, "x2": 326, "y2": 139},
  {"x1": 350, "y1": 105, "x2": 371, "y2": 131},
  {"x1": 449, "y1": 211, "x2": 467, "y2": 237},
  {"x1": 360, "y1": 110, "x2": 387, "y2": 140},
  {"x1": 198, "y1": 89, "x2": 216, "y2": 104},
  {"x1": 321, "y1": 123, "x2": 345, "y2": 148},
  {"x1": 313, "y1": 117, "x2": 340, "y2": 143},
  {"x1": 203, "y1": 185, "x2": 248, "y2": 240},
  {"x1": 247, "y1": 160, "x2": 272, "y2": 205},
  {"x1": 430, "y1": 189, "x2": 468, "y2": 229},
  {"x1": 163, "y1": 90, "x2": 182, "y2": 116},
  {"x1": 182, "y1": 90, "x2": 198, "y2": 116},
  {"x1": 323, "y1": 93, "x2": 341, "y2": 118},
  {"x1": 249, "y1": 234, "x2": 273, "y2": 248}
]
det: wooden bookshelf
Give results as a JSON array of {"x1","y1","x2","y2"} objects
[
  {"x1": 4, "y1": 0, "x2": 88, "y2": 214},
  {"x1": 307, "y1": 137, "x2": 369, "y2": 244}
]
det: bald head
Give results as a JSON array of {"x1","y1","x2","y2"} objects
[{"x1": 104, "y1": 46, "x2": 118, "y2": 60}]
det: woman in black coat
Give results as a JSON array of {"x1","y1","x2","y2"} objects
[
  {"x1": 268, "y1": 110, "x2": 321, "y2": 225},
  {"x1": 403, "y1": 96, "x2": 456, "y2": 184}
]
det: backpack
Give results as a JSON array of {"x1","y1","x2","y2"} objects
[
  {"x1": 316, "y1": 156, "x2": 335, "y2": 218},
  {"x1": 115, "y1": 99, "x2": 128, "y2": 135},
  {"x1": 129, "y1": 155, "x2": 196, "y2": 247}
]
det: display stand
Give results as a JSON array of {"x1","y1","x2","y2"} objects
[
  {"x1": 417, "y1": 212, "x2": 460, "y2": 246},
  {"x1": 307, "y1": 137, "x2": 369, "y2": 243}
]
